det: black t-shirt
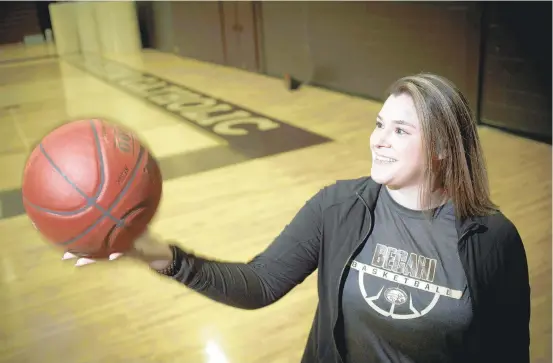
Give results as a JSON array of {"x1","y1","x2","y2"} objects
[{"x1": 341, "y1": 187, "x2": 473, "y2": 362}]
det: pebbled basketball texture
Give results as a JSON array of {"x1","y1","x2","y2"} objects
[{"x1": 22, "y1": 119, "x2": 162, "y2": 259}]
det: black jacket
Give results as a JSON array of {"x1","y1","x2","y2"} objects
[{"x1": 172, "y1": 177, "x2": 531, "y2": 363}]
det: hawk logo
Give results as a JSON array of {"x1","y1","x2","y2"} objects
[{"x1": 351, "y1": 243, "x2": 463, "y2": 320}]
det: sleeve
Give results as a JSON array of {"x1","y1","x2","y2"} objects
[
  {"x1": 481, "y1": 222, "x2": 531, "y2": 363},
  {"x1": 165, "y1": 186, "x2": 327, "y2": 310}
]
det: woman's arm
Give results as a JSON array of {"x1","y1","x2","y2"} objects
[
  {"x1": 479, "y1": 222, "x2": 531, "y2": 363},
  {"x1": 130, "y1": 187, "x2": 327, "y2": 310}
]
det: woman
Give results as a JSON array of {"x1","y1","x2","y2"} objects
[{"x1": 64, "y1": 73, "x2": 531, "y2": 363}]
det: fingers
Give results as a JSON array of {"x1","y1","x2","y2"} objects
[{"x1": 61, "y1": 252, "x2": 124, "y2": 267}]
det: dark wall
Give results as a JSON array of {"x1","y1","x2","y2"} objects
[
  {"x1": 261, "y1": 2, "x2": 482, "y2": 110},
  {"x1": 0, "y1": 1, "x2": 42, "y2": 45},
  {"x1": 479, "y1": 2, "x2": 552, "y2": 142},
  {"x1": 170, "y1": 1, "x2": 226, "y2": 65},
  {"x1": 148, "y1": 1, "x2": 551, "y2": 143},
  {"x1": 35, "y1": 1, "x2": 54, "y2": 34},
  {"x1": 150, "y1": 1, "x2": 175, "y2": 53},
  {"x1": 136, "y1": 1, "x2": 155, "y2": 49},
  {"x1": 164, "y1": 1, "x2": 261, "y2": 72}
]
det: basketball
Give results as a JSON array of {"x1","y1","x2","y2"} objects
[{"x1": 21, "y1": 119, "x2": 163, "y2": 259}]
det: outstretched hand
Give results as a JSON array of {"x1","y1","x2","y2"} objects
[{"x1": 60, "y1": 230, "x2": 174, "y2": 269}]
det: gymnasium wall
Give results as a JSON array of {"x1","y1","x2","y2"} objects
[
  {"x1": 0, "y1": 2, "x2": 42, "y2": 45},
  {"x1": 260, "y1": 2, "x2": 482, "y2": 108},
  {"x1": 5, "y1": 1, "x2": 548, "y2": 143},
  {"x1": 145, "y1": 1, "x2": 551, "y2": 144},
  {"x1": 170, "y1": 1, "x2": 227, "y2": 66},
  {"x1": 478, "y1": 2, "x2": 552, "y2": 140}
]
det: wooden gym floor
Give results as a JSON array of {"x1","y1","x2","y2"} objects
[{"x1": 0, "y1": 44, "x2": 551, "y2": 363}]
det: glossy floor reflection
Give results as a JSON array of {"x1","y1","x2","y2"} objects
[{"x1": 0, "y1": 44, "x2": 551, "y2": 363}]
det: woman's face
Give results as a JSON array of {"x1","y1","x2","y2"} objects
[{"x1": 369, "y1": 93, "x2": 425, "y2": 189}]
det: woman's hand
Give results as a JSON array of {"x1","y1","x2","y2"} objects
[{"x1": 62, "y1": 229, "x2": 174, "y2": 270}]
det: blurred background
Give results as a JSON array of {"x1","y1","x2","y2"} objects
[{"x1": 0, "y1": 1, "x2": 551, "y2": 143}]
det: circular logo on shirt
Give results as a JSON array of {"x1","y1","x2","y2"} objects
[
  {"x1": 350, "y1": 243, "x2": 463, "y2": 320},
  {"x1": 384, "y1": 288, "x2": 408, "y2": 305}
]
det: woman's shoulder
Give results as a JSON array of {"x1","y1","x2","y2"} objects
[
  {"x1": 472, "y1": 210, "x2": 527, "y2": 277},
  {"x1": 478, "y1": 210, "x2": 522, "y2": 248}
]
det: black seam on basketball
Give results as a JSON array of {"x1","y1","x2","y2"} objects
[
  {"x1": 32, "y1": 119, "x2": 145, "y2": 247},
  {"x1": 23, "y1": 196, "x2": 91, "y2": 215},
  {"x1": 59, "y1": 145, "x2": 145, "y2": 246},
  {"x1": 36, "y1": 143, "x2": 98, "y2": 212},
  {"x1": 87, "y1": 119, "x2": 120, "y2": 224},
  {"x1": 29, "y1": 120, "x2": 110, "y2": 220},
  {"x1": 101, "y1": 146, "x2": 145, "y2": 227},
  {"x1": 89, "y1": 119, "x2": 106, "y2": 200},
  {"x1": 29, "y1": 120, "x2": 115, "y2": 222},
  {"x1": 103, "y1": 201, "x2": 149, "y2": 250},
  {"x1": 59, "y1": 214, "x2": 108, "y2": 246},
  {"x1": 103, "y1": 224, "x2": 117, "y2": 251}
]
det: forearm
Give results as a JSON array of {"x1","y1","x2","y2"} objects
[
  {"x1": 130, "y1": 187, "x2": 325, "y2": 310},
  {"x1": 129, "y1": 239, "x2": 288, "y2": 309},
  {"x1": 172, "y1": 247, "x2": 285, "y2": 309}
]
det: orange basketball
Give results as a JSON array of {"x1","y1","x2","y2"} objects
[{"x1": 21, "y1": 119, "x2": 162, "y2": 259}]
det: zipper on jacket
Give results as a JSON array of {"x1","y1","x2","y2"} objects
[
  {"x1": 331, "y1": 192, "x2": 374, "y2": 363},
  {"x1": 456, "y1": 221, "x2": 481, "y2": 319},
  {"x1": 458, "y1": 222, "x2": 480, "y2": 242}
]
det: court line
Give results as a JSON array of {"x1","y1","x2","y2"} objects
[{"x1": 0, "y1": 54, "x2": 58, "y2": 66}]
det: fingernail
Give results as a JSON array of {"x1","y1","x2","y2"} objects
[
  {"x1": 62, "y1": 252, "x2": 77, "y2": 260},
  {"x1": 109, "y1": 253, "x2": 123, "y2": 260},
  {"x1": 75, "y1": 258, "x2": 96, "y2": 267}
]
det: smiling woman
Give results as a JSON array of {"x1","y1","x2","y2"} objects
[
  {"x1": 371, "y1": 73, "x2": 498, "y2": 219},
  {"x1": 64, "y1": 72, "x2": 530, "y2": 363},
  {"x1": 370, "y1": 93, "x2": 428, "y2": 209}
]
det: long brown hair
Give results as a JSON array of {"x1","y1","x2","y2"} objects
[{"x1": 386, "y1": 73, "x2": 498, "y2": 220}]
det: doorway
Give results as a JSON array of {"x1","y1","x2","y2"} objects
[{"x1": 220, "y1": 1, "x2": 261, "y2": 72}]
